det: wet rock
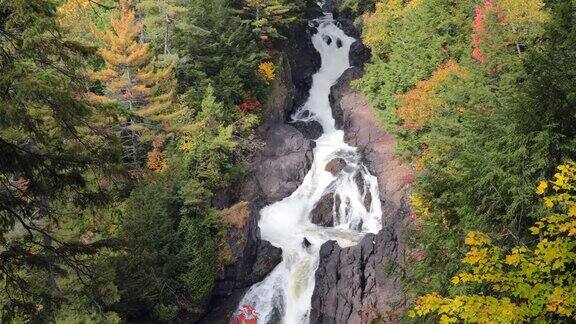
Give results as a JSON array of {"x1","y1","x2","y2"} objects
[
  {"x1": 325, "y1": 158, "x2": 347, "y2": 176},
  {"x1": 354, "y1": 171, "x2": 365, "y2": 194},
  {"x1": 288, "y1": 23, "x2": 322, "y2": 117},
  {"x1": 310, "y1": 192, "x2": 335, "y2": 227},
  {"x1": 310, "y1": 224, "x2": 408, "y2": 324},
  {"x1": 250, "y1": 124, "x2": 314, "y2": 204},
  {"x1": 336, "y1": 38, "x2": 343, "y2": 48},
  {"x1": 364, "y1": 190, "x2": 372, "y2": 211},
  {"x1": 349, "y1": 40, "x2": 371, "y2": 67},
  {"x1": 353, "y1": 172, "x2": 372, "y2": 210},
  {"x1": 302, "y1": 237, "x2": 312, "y2": 248},
  {"x1": 291, "y1": 120, "x2": 324, "y2": 140},
  {"x1": 322, "y1": 34, "x2": 332, "y2": 45},
  {"x1": 330, "y1": 67, "x2": 364, "y2": 130}
]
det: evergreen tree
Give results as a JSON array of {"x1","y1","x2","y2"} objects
[
  {"x1": 137, "y1": 0, "x2": 187, "y2": 55},
  {"x1": 173, "y1": 0, "x2": 266, "y2": 106},
  {"x1": 242, "y1": 0, "x2": 299, "y2": 42},
  {"x1": 90, "y1": 0, "x2": 177, "y2": 163},
  {"x1": 0, "y1": 0, "x2": 122, "y2": 320}
]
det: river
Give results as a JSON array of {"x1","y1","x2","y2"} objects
[{"x1": 238, "y1": 14, "x2": 382, "y2": 323}]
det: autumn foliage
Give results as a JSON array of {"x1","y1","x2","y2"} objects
[
  {"x1": 239, "y1": 93, "x2": 261, "y2": 112},
  {"x1": 258, "y1": 61, "x2": 275, "y2": 82},
  {"x1": 88, "y1": 0, "x2": 174, "y2": 120},
  {"x1": 410, "y1": 163, "x2": 576, "y2": 322},
  {"x1": 397, "y1": 60, "x2": 465, "y2": 131},
  {"x1": 147, "y1": 134, "x2": 167, "y2": 171}
]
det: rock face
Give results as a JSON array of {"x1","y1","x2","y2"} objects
[
  {"x1": 325, "y1": 158, "x2": 347, "y2": 175},
  {"x1": 238, "y1": 52, "x2": 316, "y2": 205},
  {"x1": 310, "y1": 192, "x2": 335, "y2": 227},
  {"x1": 288, "y1": 23, "x2": 321, "y2": 116},
  {"x1": 310, "y1": 226, "x2": 408, "y2": 324},
  {"x1": 311, "y1": 60, "x2": 414, "y2": 322},
  {"x1": 201, "y1": 203, "x2": 282, "y2": 323},
  {"x1": 253, "y1": 124, "x2": 314, "y2": 203}
]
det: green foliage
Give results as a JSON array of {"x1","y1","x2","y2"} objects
[
  {"x1": 173, "y1": 0, "x2": 268, "y2": 106},
  {"x1": 113, "y1": 171, "x2": 220, "y2": 320},
  {"x1": 0, "y1": 0, "x2": 123, "y2": 321},
  {"x1": 359, "y1": 0, "x2": 576, "y2": 313},
  {"x1": 137, "y1": 0, "x2": 187, "y2": 55},
  {"x1": 411, "y1": 163, "x2": 576, "y2": 323},
  {"x1": 358, "y1": 0, "x2": 474, "y2": 112},
  {"x1": 112, "y1": 84, "x2": 252, "y2": 321},
  {"x1": 242, "y1": 0, "x2": 301, "y2": 41}
]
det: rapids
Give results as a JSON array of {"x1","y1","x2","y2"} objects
[{"x1": 238, "y1": 14, "x2": 382, "y2": 323}]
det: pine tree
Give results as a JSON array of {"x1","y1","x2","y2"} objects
[
  {"x1": 242, "y1": 0, "x2": 298, "y2": 42},
  {"x1": 173, "y1": 0, "x2": 266, "y2": 106},
  {"x1": 137, "y1": 0, "x2": 187, "y2": 55},
  {"x1": 89, "y1": 0, "x2": 177, "y2": 164},
  {"x1": 0, "y1": 0, "x2": 122, "y2": 320}
]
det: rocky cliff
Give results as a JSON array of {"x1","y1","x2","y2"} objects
[
  {"x1": 200, "y1": 21, "x2": 324, "y2": 322},
  {"x1": 309, "y1": 34, "x2": 414, "y2": 324}
]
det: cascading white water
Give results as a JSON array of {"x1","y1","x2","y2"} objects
[{"x1": 238, "y1": 14, "x2": 382, "y2": 323}]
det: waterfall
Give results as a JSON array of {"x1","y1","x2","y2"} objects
[{"x1": 237, "y1": 14, "x2": 382, "y2": 323}]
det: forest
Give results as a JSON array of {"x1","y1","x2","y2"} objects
[{"x1": 0, "y1": 0, "x2": 575, "y2": 323}]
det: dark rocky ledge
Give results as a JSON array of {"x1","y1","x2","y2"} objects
[{"x1": 311, "y1": 39, "x2": 414, "y2": 323}]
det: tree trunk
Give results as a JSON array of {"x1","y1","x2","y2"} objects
[
  {"x1": 164, "y1": 13, "x2": 170, "y2": 55},
  {"x1": 40, "y1": 195, "x2": 58, "y2": 291},
  {"x1": 137, "y1": 8, "x2": 145, "y2": 43}
]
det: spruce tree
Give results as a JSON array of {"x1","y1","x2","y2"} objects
[
  {"x1": 137, "y1": 0, "x2": 187, "y2": 55},
  {"x1": 0, "y1": 0, "x2": 121, "y2": 320}
]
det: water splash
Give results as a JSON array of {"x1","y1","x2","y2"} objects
[{"x1": 238, "y1": 15, "x2": 382, "y2": 323}]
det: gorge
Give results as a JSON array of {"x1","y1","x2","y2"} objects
[{"x1": 204, "y1": 5, "x2": 414, "y2": 323}]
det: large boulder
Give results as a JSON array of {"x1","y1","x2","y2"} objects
[
  {"x1": 310, "y1": 192, "x2": 336, "y2": 227},
  {"x1": 349, "y1": 40, "x2": 371, "y2": 67},
  {"x1": 292, "y1": 119, "x2": 324, "y2": 140},
  {"x1": 325, "y1": 158, "x2": 347, "y2": 175}
]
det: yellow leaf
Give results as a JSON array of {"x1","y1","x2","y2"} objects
[
  {"x1": 536, "y1": 180, "x2": 548, "y2": 195},
  {"x1": 544, "y1": 197, "x2": 554, "y2": 208},
  {"x1": 451, "y1": 276, "x2": 460, "y2": 285},
  {"x1": 568, "y1": 204, "x2": 576, "y2": 216}
]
